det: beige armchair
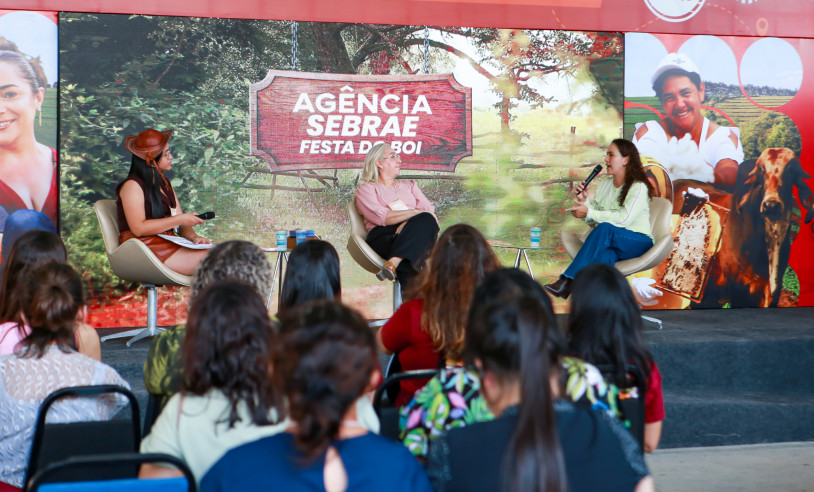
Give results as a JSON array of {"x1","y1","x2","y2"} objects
[
  {"x1": 560, "y1": 197, "x2": 674, "y2": 328},
  {"x1": 346, "y1": 200, "x2": 402, "y2": 318},
  {"x1": 94, "y1": 199, "x2": 192, "y2": 346}
]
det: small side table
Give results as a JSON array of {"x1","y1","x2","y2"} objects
[
  {"x1": 262, "y1": 247, "x2": 291, "y2": 307},
  {"x1": 491, "y1": 244, "x2": 539, "y2": 279}
]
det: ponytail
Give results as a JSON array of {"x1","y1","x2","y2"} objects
[
  {"x1": 506, "y1": 297, "x2": 567, "y2": 492},
  {"x1": 465, "y1": 286, "x2": 567, "y2": 492},
  {"x1": 276, "y1": 301, "x2": 376, "y2": 460},
  {"x1": 19, "y1": 262, "x2": 84, "y2": 358}
]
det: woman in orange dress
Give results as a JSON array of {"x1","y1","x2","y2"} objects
[{"x1": 116, "y1": 128, "x2": 210, "y2": 276}]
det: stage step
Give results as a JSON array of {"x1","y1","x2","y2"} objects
[
  {"x1": 660, "y1": 390, "x2": 814, "y2": 448},
  {"x1": 644, "y1": 308, "x2": 814, "y2": 449}
]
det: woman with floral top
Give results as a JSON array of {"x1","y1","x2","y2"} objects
[
  {"x1": 399, "y1": 268, "x2": 624, "y2": 460},
  {"x1": 568, "y1": 263, "x2": 665, "y2": 453}
]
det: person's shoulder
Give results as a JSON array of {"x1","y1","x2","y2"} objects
[
  {"x1": 217, "y1": 431, "x2": 289, "y2": 464},
  {"x1": 350, "y1": 433, "x2": 427, "y2": 471},
  {"x1": 357, "y1": 182, "x2": 377, "y2": 193},
  {"x1": 631, "y1": 180, "x2": 649, "y2": 192},
  {"x1": 117, "y1": 176, "x2": 143, "y2": 195},
  {"x1": 150, "y1": 324, "x2": 186, "y2": 352},
  {"x1": 634, "y1": 119, "x2": 667, "y2": 140}
]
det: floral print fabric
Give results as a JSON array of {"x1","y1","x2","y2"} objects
[{"x1": 399, "y1": 356, "x2": 622, "y2": 460}]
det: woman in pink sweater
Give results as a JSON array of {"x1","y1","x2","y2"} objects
[{"x1": 355, "y1": 143, "x2": 439, "y2": 293}]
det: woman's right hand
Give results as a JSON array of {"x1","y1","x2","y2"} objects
[{"x1": 174, "y1": 212, "x2": 205, "y2": 228}]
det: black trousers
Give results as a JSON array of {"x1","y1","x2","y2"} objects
[{"x1": 365, "y1": 212, "x2": 439, "y2": 292}]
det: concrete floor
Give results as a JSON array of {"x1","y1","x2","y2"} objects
[{"x1": 647, "y1": 442, "x2": 814, "y2": 492}]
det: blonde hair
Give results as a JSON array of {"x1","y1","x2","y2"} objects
[{"x1": 359, "y1": 143, "x2": 390, "y2": 183}]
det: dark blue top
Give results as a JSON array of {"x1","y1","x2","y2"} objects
[{"x1": 201, "y1": 431, "x2": 433, "y2": 492}]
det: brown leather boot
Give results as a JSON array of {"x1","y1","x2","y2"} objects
[{"x1": 544, "y1": 276, "x2": 572, "y2": 299}]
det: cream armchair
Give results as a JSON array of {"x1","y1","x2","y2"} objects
[
  {"x1": 346, "y1": 200, "x2": 402, "y2": 318},
  {"x1": 94, "y1": 199, "x2": 192, "y2": 346},
  {"x1": 560, "y1": 197, "x2": 674, "y2": 328}
]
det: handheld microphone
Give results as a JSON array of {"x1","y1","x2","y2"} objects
[
  {"x1": 579, "y1": 165, "x2": 603, "y2": 192},
  {"x1": 196, "y1": 211, "x2": 216, "y2": 220}
]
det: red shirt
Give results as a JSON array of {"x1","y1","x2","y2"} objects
[
  {"x1": 380, "y1": 298, "x2": 441, "y2": 406},
  {"x1": 644, "y1": 361, "x2": 665, "y2": 423}
]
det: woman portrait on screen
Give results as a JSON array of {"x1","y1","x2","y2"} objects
[
  {"x1": 355, "y1": 142, "x2": 439, "y2": 293},
  {"x1": 116, "y1": 128, "x2": 210, "y2": 276},
  {"x1": 0, "y1": 51, "x2": 57, "y2": 231}
]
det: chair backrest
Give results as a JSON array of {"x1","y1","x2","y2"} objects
[
  {"x1": 25, "y1": 385, "x2": 141, "y2": 487},
  {"x1": 373, "y1": 369, "x2": 440, "y2": 441},
  {"x1": 648, "y1": 197, "x2": 672, "y2": 241},
  {"x1": 594, "y1": 364, "x2": 647, "y2": 453},
  {"x1": 347, "y1": 200, "x2": 368, "y2": 239},
  {"x1": 27, "y1": 453, "x2": 195, "y2": 492},
  {"x1": 94, "y1": 200, "x2": 121, "y2": 255}
]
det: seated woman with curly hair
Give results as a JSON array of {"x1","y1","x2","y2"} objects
[
  {"x1": 201, "y1": 301, "x2": 432, "y2": 492},
  {"x1": 139, "y1": 280, "x2": 286, "y2": 485}
]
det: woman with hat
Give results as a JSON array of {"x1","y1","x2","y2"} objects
[{"x1": 117, "y1": 128, "x2": 210, "y2": 276}]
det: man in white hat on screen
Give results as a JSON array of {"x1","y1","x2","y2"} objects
[{"x1": 632, "y1": 52, "x2": 743, "y2": 187}]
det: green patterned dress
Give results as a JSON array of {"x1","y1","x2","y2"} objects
[{"x1": 399, "y1": 356, "x2": 623, "y2": 460}]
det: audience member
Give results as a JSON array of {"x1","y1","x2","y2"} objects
[
  {"x1": 0, "y1": 230, "x2": 100, "y2": 359},
  {"x1": 425, "y1": 286, "x2": 653, "y2": 492},
  {"x1": 278, "y1": 239, "x2": 379, "y2": 433},
  {"x1": 139, "y1": 281, "x2": 287, "y2": 484},
  {"x1": 568, "y1": 263, "x2": 665, "y2": 452},
  {"x1": 401, "y1": 268, "x2": 622, "y2": 460},
  {"x1": 143, "y1": 240, "x2": 272, "y2": 403},
  {"x1": 201, "y1": 301, "x2": 433, "y2": 492},
  {"x1": 0, "y1": 262, "x2": 128, "y2": 489},
  {"x1": 378, "y1": 224, "x2": 500, "y2": 406},
  {"x1": 278, "y1": 240, "x2": 341, "y2": 314}
]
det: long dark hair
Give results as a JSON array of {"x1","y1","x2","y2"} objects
[
  {"x1": 465, "y1": 269, "x2": 567, "y2": 492},
  {"x1": 613, "y1": 138, "x2": 654, "y2": 206},
  {"x1": 409, "y1": 224, "x2": 500, "y2": 360},
  {"x1": 275, "y1": 301, "x2": 377, "y2": 460},
  {"x1": 279, "y1": 240, "x2": 341, "y2": 313},
  {"x1": 0, "y1": 231, "x2": 67, "y2": 338},
  {"x1": 18, "y1": 262, "x2": 84, "y2": 358},
  {"x1": 567, "y1": 263, "x2": 653, "y2": 387},
  {"x1": 125, "y1": 154, "x2": 175, "y2": 220},
  {"x1": 183, "y1": 280, "x2": 280, "y2": 428}
]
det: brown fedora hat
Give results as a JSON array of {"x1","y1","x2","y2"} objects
[{"x1": 125, "y1": 129, "x2": 173, "y2": 163}]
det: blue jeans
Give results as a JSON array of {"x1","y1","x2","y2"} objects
[{"x1": 563, "y1": 222, "x2": 653, "y2": 279}]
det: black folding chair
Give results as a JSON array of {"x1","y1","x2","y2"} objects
[
  {"x1": 373, "y1": 369, "x2": 439, "y2": 441},
  {"x1": 27, "y1": 453, "x2": 195, "y2": 492},
  {"x1": 24, "y1": 385, "x2": 141, "y2": 490},
  {"x1": 595, "y1": 364, "x2": 647, "y2": 452},
  {"x1": 141, "y1": 393, "x2": 165, "y2": 438}
]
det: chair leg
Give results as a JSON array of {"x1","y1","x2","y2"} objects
[
  {"x1": 100, "y1": 284, "x2": 166, "y2": 346},
  {"x1": 641, "y1": 314, "x2": 663, "y2": 330},
  {"x1": 393, "y1": 280, "x2": 402, "y2": 311}
]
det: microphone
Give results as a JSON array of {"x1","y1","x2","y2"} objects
[
  {"x1": 196, "y1": 211, "x2": 216, "y2": 220},
  {"x1": 578, "y1": 165, "x2": 603, "y2": 192}
]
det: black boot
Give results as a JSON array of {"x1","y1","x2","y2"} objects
[{"x1": 544, "y1": 275, "x2": 572, "y2": 299}]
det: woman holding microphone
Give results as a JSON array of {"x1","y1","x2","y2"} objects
[
  {"x1": 545, "y1": 139, "x2": 654, "y2": 299},
  {"x1": 355, "y1": 143, "x2": 439, "y2": 292}
]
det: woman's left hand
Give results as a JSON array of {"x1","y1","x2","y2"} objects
[
  {"x1": 191, "y1": 236, "x2": 212, "y2": 245},
  {"x1": 566, "y1": 203, "x2": 588, "y2": 218}
]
